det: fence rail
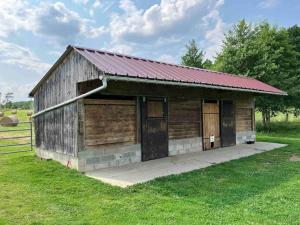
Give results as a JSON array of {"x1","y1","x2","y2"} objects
[{"x1": 0, "y1": 121, "x2": 33, "y2": 154}]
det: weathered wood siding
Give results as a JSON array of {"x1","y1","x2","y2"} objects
[
  {"x1": 34, "y1": 50, "x2": 100, "y2": 156},
  {"x1": 83, "y1": 99, "x2": 137, "y2": 148},
  {"x1": 34, "y1": 103, "x2": 77, "y2": 155},
  {"x1": 236, "y1": 97, "x2": 255, "y2": 132},
  {"x1": 168, "y1": 99, "x2": 201, "y2": 139}
]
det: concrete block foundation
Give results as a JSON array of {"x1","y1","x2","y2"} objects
[
  {"x1": 37, "y1": 134, "x2": 257, "y2": 171},
  {"x1": 169, "y1": 137, "x2": 203, "y2": 156},
  {"x1": 236, "y1": 131, "x2": 256, "y2": 144},
  {"x1": 36, "y1": 148, "x2": 79, "y2": 170},
  {"x1": 78, "y1": 144, "x2": 141, "y2": 172}
]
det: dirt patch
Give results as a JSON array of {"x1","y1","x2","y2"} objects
[{"x1": 289, "y1": 155, "x2": 300, "y2": 162}]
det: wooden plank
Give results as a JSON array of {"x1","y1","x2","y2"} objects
[
  {"x1": 236, "y1": 99, "x2": 254, "y2": 132},
  {"x1": 202, "y1": 102, "x2": 220, "y2": 150},
  {"x1": 168, "y1": 99, "x2": 201, "y2": 139},
  {"x1": 84, "y1": 99, "x2": 137, "y2": 146}
]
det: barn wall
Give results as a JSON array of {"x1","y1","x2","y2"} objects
[
  {"x1": 168, "y1": 99, "x2": 202, "y2": 155},
  {"x1": 35, "y1": 102, "x2": 77, "y2": 155},
  {"x1": 77, "y1": 98, "x2": 141, "y2": 171},
  {"x1": 236, "y1": 97, "x2": 256, "y2": 144},
  {"x1": 34, "y1": 50, "x2": 100, "y2": 157},
  {"x1": 92, "y1": 81, "x2": 256, "y2": 160},
  {"x1": 80, "y1": 81, "x2": 255, "y2": 161},
  {"x1": 84, "y1": 99, "x2": 137, "y2": 147}
]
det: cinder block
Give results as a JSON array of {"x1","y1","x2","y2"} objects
[{"x1": 176, "y1": 145, "x2": 184, "y2": 151}]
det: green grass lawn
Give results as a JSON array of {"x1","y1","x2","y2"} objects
[{"x1": 0, "y1": 112, "x2": 300, "y2": 224}]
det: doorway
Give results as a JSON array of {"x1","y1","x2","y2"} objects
[
  {"x1": 202, "y1": 100, "x2": 221, "y2": 150},
  {"x1": 140, "y1": 97, "x2": 168, "y2": 161},
  {"x1": 220, "y1": 100, "x2": 236, "y2": 147}
]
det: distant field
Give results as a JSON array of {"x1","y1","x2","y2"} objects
[
  {"x1": 256, "y1": 111, "x2": 300, "y2": 122},
  {"x1": 255, "y1": 111, "x2": 300, "y2": 138}
]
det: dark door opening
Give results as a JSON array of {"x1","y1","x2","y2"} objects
[
  {"x1": 220, "y1": 100, "x2": 236, "y2": 147},
  {"x1": 140, "y1": 97, "x2": 168, "y2": 161}
]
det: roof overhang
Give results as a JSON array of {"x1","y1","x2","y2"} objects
[{"x1": 105, "y1": 75, "x2": 288, "y2": 96}]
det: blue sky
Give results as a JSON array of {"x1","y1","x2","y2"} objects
[{"x1": 0, "y1": 0, "x2": 299, "y2": 101}]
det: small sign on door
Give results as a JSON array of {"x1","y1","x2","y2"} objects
[{"x1": 210, "y1": 135, "x2": 215, "y2": 143}]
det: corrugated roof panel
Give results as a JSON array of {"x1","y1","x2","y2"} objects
[{"x1": 73, "y1": 46, "x2": 286, "y2": 95}]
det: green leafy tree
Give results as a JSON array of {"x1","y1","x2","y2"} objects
[
  {"x1": 287, "y1": 25, "x2": 300, "y2": 117},
  {"x1": 203, "y1": 59, "x2": 213, "y2": 70},
  {"x1": 181, "y1": 39, "x2": 205, "y2": 68},
  {"x1": 215, "y1": 20, "x2": 299, "y2": 127},
  {"x1": 288, "y1": 25, "x2": 300, "y2": 52}
]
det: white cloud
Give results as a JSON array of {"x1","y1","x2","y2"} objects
[
  {"x1": 107, "y1": 0, "x2": 225, "y2": 61},
  {"x1": 109, "y1": 44, "x2": 133, "y2": 54},
  {"x1": 258, "y1": 0, "x2": 279, "y2": 8},
  {"x1": 73, "y1": 0, "x2": 89, "y2": 5},
  {"x1": 0, "y1": 40, "x2": 50, "y2": 74},
  {"x1": 203, "y1": 9, "x2": 227, "y2": 60},
  {"x1": 93, "y1": 0, "x2": 102, "y2": 8},
  {"x1": 31, "y1": 2, "x2": 106, "y2": 42},
  {"x1": 0, "y1": 1, "x2": 105, "y2": 42},
  {"x1": 109, "y1": 0, "x2": 224, "y2": 43},
  {"x1": 89, "y1": 9, "x2": 94, "y2": 17},
  {"x1": 84, "y1": 25, "x2": 107, "y2": 38},
  {"x1": 0, "y1": 0, "x2": 32, "y2": 37},
  {"x1": 157, "y1": 54, "x2": 177, "y2": 64},
  {"x1": 0, "y1": 82, "x2": 34, "y2": 101},
  {"x1": 89, "y1": 0, "x2": 103, "y2": 17}
]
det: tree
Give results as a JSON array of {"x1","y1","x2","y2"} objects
[
  {"x1": 181, "y1": 39, "x2": 206, "y2": 68},
  {"x1": 287, "y1": 25, "x2": 300, "y2": 117},
  {"x1": 203, "y1": 59, "x2": 213, "y2": 70},
  {"x1": 215, "y1": 20, "x2": 299, "y2": 127},
  {"x1": 288, "y1": 25, "x2": 300, "y2": 52}
]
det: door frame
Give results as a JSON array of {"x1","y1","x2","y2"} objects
[
  {"x1": 202, "y1": 99, "x2": 221, "y2": 150},
  {"x1": 201, "y1": 99, "x2": 236, "y2": 150},
  {"x1": 219, "y1": 99, "x2": 236, "y2": 147},
  {"x1": 140, "y1": 96, "x2": 169, "y2": 161}
]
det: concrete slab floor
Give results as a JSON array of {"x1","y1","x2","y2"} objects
[{"x1": 85, "y1": 142, "x2": 287, "y2": 188}]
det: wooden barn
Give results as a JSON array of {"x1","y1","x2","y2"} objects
[{"x1": 29, "y1": 46, "x2": 286, "y2": 171}]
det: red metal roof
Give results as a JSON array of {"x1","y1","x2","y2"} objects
[
  {"x1": 72, "y1": 46, "x2": 286, "y2": 95},
  {"x1": 29, "y1": 45, "x2": 287, "y2": 96}
]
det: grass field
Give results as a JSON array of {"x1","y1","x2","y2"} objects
[{"x1": 0, "y1": 110, "x2": 299, "y2": 224}]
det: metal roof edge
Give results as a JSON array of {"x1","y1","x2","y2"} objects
[
  {"x1": 105, "y1": 75, "x2": 288, "y2": 96},
  {"x1": 28, "y1": 45, "x2": 74, "y2": 97}
]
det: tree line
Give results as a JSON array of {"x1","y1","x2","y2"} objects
[{"x1": 181, "y1": 20, "x2": 300, "y2": 127}]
